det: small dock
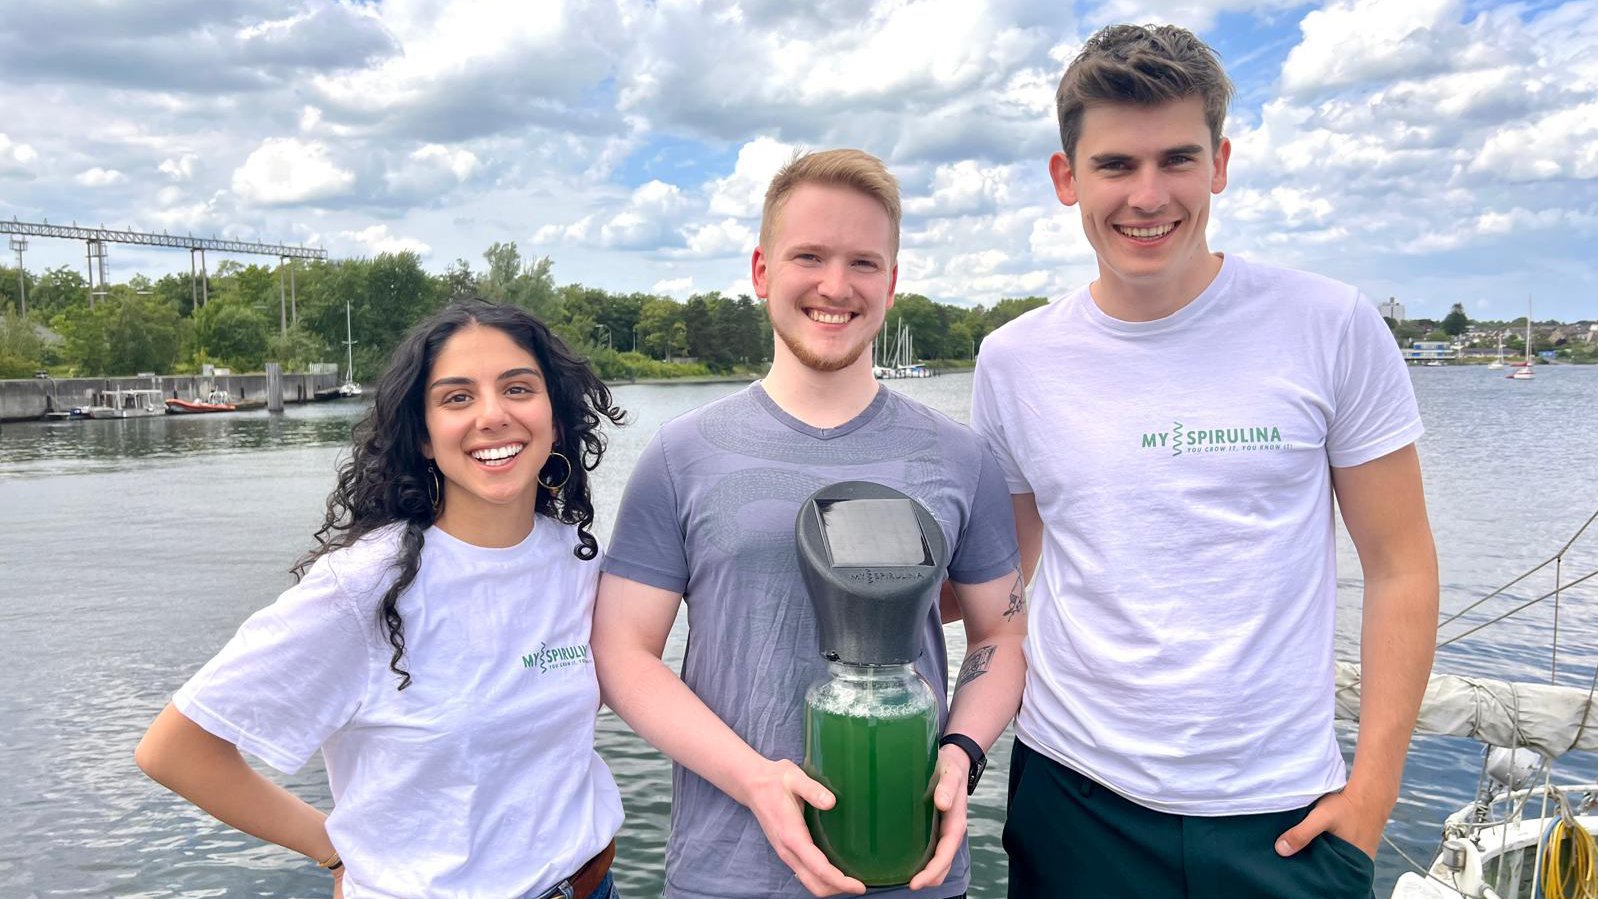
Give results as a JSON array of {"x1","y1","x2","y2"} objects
[{"x1": 0, "y1": 371, "x2": 341, "y2": 422}]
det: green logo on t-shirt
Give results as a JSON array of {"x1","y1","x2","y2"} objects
[
  {"x1": 522, "y1": 641, "x2": 591, "y2": 673},
  {"x1": 1140, "y1": 421, "x2": 1284, "y2": 457}
]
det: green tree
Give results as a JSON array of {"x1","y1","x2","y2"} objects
[
  {"x1": 194, "y1": 298, "x2": 271, "y2": 370},
  {"x1": 31, "y1": 266, "x2": 90, "y2": 319},
  {"x1": 211, "y1": 262, "x2": 281, "y2": 323},
  {"x1": 984, "y1": 297, "x2": 1049, "y2": 333},
  {"x1": 638, "y1": 297, "x2": 684, "y2": 360},
  {"x1": 52, "y1": 303, "x2": 111, "y2": 375},
  {"x1": 683, "y1": 293, "x2": 728, "y2": 369},
  {"x1": 441, "y1": 258, "x2": 477, "y2": 300},
  {"x1": 1442, "y1": 303, "x2": 1470, "y2": 337},
  {"x1": 365, "y1": 252, "x2": 442, "y2": 365},
  {"x1": 104, "y1": 291, "x2": 181, "y2": 374},
  {"x1": 728, "y1": 294, "x2": 768, "y2": 364},
  {"x1": 481, "y1": 242, "x2": 561, "y2": 322},
  {"x1": 153, "y1": 271, "x2": 199, "y2": 317},
  {"x1": 0, "y1": 309, "x2": 45, "y2": 376},
  {"x1": 0, "y1": 265, "x2": 36, "y2": 317},
  {"x1": 267, "y1": 323, "x2": 331, "y2": 373}
]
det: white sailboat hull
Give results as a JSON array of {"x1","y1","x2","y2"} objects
[{"x1": 1388, "y1": 786, "x2": 1597, "y2": 899}]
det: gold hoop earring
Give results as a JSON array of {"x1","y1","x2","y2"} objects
[
  {"x1": 428, "y1": 463, "x2": 444, "y2": 515},
  {"x1": 539, "y1": 450, "x2": 572, "y2": 493}
]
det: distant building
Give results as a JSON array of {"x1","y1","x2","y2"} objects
[
  {"x1": 1379, "y1": 297, "x2": 1405, "y2": 323},
  {"x1": 1403, "y1": 340, "x2": 1455, "y2": 363}
]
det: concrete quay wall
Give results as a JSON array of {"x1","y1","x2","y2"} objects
[{"x1": 0, "y1": 372, "x2": 340, "y2": 421}]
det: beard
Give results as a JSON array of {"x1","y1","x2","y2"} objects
[{"x1": 773, "y1": 316, "x2": 875, "y2": 373}]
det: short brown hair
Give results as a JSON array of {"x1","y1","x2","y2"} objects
[
  {"x1": 760, "y1": 148, "x2": 902, "y2": 260},
  {"x1": 1055, "y1": 24, "x2": 1234, "y2": 161}
]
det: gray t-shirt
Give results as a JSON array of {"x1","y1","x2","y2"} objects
[{"x1": 603, "y1": 383, "x2": 1019, "y2": 899}]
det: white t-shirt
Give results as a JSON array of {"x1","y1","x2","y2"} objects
[
  {"x1": 970, "y1": 253, "x2": 1423, "y2": 816},
  {"x1": 175, "y1": 518, "x2": 623, "y2": 898}
]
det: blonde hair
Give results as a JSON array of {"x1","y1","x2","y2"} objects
[{"x1": 759, "y1": 148, "x2": 901, "y2": 260}]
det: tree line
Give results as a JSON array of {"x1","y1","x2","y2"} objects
[{"x1": 0, "y1": 243, "x2": 1049, "y2": 381}]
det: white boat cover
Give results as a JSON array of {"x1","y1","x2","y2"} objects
[{"x1": 1335, "y1": 661, "x2": 1598, "y2": 757}]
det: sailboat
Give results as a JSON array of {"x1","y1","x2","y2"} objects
[
  {"x1": 1376, "y1": 510, "x2": 1598, "y2": 898},
  {"x1": 873, "y1": 321, "x2": 929, "y2": 379},
  {"x1": 1507, "y1": 300, "x2": 1534, "y2": 380},
  {"x1": 338, "y1": 299, "x2": 362, "y2": 397},
  {"x1": 1487, "y1": 333, "x2": 1505, "y2": 370}
]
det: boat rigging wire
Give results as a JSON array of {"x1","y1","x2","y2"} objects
[
  {"x1": 1382, "y1": 509, "x2": 1598, "y2": 892},
  {"x1": 1435, "y1": 508, "x2": 1598, "y2": 633},
  {"x1": 1434, "y1": 568, "x2": 1598, "y2": 649}
]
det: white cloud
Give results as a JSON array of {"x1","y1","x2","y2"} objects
[
  {"x1": 147, "y1": 190, "x2": 228, "y2": 234},
  {"x1": 159, "y1": 154, "x2": 199, "y2": 182},
  {"x1": 905, "y1": 161, "x2": 1014, "y2": 217},
  {"x1": 1226, "y1": 186, "x2": 1335, "y2": 226},
  {"x1": 707, "y1": 137, "x2": 798, "y2": 219},
  {"x1": 1083, "y1": 0, "x2": 1302, "y2": 32},
  {"x1": 652, "y1": 276, "x2": 694, "y2": 297},
  {"x1": 0, "y1": 133, "x2": 39, "y2": 173},
  {"x1": 231, "y1": 138, "x2": 356, "y2": 205},
  {"x1": 339, "y1": 224, "x2": 432, "y2": 256},
  {"x1": 1028, "y1": 211, "x2": 1097, "y2": 266},
  {"x1": 599, "y1": 180, "x2": 691, "y2": 249},
  {"x1": 617, "y1": 0, "x2": 1048, "y2": 158},
  {"x1": 412, "y1": 144, "x2": 480, "y2": 181},
  {"x1": 1472, "y1": 102, "x2": 1598, "y2": 182},
  {"x1": 305, "y1": 0, "x2": 622, "y2": 140},
  {"x1": 75, "y1": 167, "x2": 126, "y2": 187},
  {"x1": 384, "y1": 143, "x2": 483, "y2": 198},
  {"x1": 675, "y1": 218, "x2": 756, "y2": 259},
  {"x1": 1281, "y1": 0, "x2": 1479, "y2": 96}
]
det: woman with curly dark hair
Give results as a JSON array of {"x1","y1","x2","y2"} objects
[{"x1": 136, "y1": 299, "x2": 628, "y2": 899}]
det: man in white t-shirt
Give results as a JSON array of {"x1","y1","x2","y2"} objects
[{"x1": 969, "y1": 24, "x2": 1439, "y2": 898}]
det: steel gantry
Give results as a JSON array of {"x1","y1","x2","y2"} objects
[{"x1": 1, "y1": 218, "x2": 328, "y2": 329}]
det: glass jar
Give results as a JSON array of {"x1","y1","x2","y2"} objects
[{"x1": 802, "y1": 661, "x2": 939, "y2": 886}]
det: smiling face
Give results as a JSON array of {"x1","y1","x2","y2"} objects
[
  {"x1": 1050, "y1": 96, "x2": 1231, "y2": 317},
  {"x1": 421, "y1": 323, "x2": 555, "y2": 542},
  {"x1": 753, "y1": 182, "x2": 898, "y2": 374}
]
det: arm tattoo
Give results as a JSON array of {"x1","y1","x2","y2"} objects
[
  {"x1": 1003, "y1": 571, "x2": 1026, "y2": 621},
  {"x1": 955, "y1": 644, "x2": 996, "y2": 691}
]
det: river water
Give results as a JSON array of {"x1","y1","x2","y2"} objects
[{"x1": 2, "y1": 368, "x2": 1595, "y2": 898}]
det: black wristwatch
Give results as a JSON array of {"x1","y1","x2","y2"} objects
[{"x1": 938, "y1": 733, "x2": 987, "y2": 795}]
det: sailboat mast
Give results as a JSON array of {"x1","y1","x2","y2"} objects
[
  {"x1": 1525, "y1": 296, "x2": 1533, "y2": 364},
  {"x1": 345, "y1": 299, "x2": 357, "y2": 382}
]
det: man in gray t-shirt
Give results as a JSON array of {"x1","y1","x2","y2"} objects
[{"x1": 594, "y1": 149, "x2": 1027, "y2": 899}]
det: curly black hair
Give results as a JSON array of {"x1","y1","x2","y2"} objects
[{"x1": 293, "y1": 298, "x2": 625, "y2": 689}]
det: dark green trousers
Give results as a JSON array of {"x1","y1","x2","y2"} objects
[{"x1": 1003, "y1": 739, "x2": 1375, "y2": 898}]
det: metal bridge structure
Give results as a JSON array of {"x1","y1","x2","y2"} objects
[{"x1": 1, "y1": 218, "x2": 329, "y2": 333}]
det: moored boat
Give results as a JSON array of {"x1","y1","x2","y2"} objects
[
  {"x1": 84, "y1": 388, "x2": 166, "y2": 419},
  {"x1": 1335, "y1": 509, "x2": 1598, "y2": 899},
  {"x1": 164, "y1": 390, "x2": 237, "y2": 414}
]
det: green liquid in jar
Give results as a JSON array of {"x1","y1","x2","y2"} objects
[{"x1": 803, "y1": 701, "x2": 938, "y2": 885}]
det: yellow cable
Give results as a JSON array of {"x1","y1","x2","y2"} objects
[{"x1": 1541, "y1": 814, "x2": 1598, "y2": 899}]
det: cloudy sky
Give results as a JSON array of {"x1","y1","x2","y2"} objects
[{"x1": 1, "y1": 0, "x2": 1594, "y2": 322}]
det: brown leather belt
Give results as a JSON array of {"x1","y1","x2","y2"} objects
[{"x1": 537, "y1": 840, "x2": 615, "y2": 899}]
